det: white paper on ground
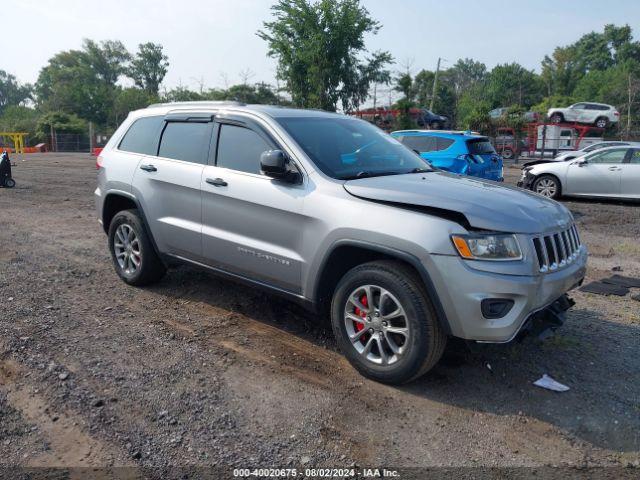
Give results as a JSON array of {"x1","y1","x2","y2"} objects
[{"x1": 533, "y1": 374, "x2": 570, "y2": 392}]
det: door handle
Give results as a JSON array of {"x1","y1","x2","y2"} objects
[
  {"x1": 608, "y1": 166, "x2": 621, "y2": 171},
  {"x1": 140, "y1": 164, "x2": 157, "y2": 172},
  {"x1": 206, "y1": 177, "x2": 228, "y2": 187}
]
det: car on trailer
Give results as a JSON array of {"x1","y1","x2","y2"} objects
[{"x1": 547, "y1": 102, "x2": 619, "y2": 129}]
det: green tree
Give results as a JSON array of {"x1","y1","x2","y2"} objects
[
  {"x1": 0, "y1": 106, "x2": 39, "y2": 141},
  {"x1": 0, "y1": 70, "x2": 32, "y2": 114},
  {"x1": 113, "y1": 87, "x2": 159, "y2": 125},
  {"x1": 394, "y1": 72, "x2": 416, "y2": 130},
  {"x1": 35, "y1": 40, "x2": 131, "y2": 126},
  {"x1": 129, "y1": 42, "x2": 169, "y2": 95},
  {"x1": 257, "y1": 0, "x2": 392, "y2": 111},
  {"x1": 484, "y1": 63, "x2": 544, "y2": 108}
]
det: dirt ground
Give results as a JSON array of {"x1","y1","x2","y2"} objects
[{"x1": 0, "y1": 154, "x2": 639, "y2": 475}]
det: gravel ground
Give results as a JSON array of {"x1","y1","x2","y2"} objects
[{"x1": 0, "y1": 154, "x2": 638, "y2": 475}]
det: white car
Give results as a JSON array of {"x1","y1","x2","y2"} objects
[
  {"x1": 553, "y1": 141, "x2": 636, "y2": 162},
  {"x1": 547, "y1": 102, "x2": 619, "y2": 129},
  {"x1": 518, "y1": 145, "x2": 640, "y2": 199}
]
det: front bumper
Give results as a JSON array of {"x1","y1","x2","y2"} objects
[
  {"x1": 427, "y1": 247, "x2": 587, "y2": 342},
  {"x1": 517, "y1": 171, "x2": 535, "y2": 190}
]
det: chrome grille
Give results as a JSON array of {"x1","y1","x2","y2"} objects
[{"x1": 532, "y1": 225, "x2": 582, "y2": 273}]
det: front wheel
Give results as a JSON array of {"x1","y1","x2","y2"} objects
[
  {"x1": 331, "y1": 261, "x2": 447, "y2": 384},
  {"x1": 3, "y1": 178, "x2": 15, "y2": 188},
  {"x1": 108, "y1": 209, "x2": 166, "y2": 286},
  {"x1": 533, "y1": 174, "x2": 561, "y2": 199}
]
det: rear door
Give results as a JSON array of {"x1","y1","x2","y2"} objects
[
  {"x1": 620, "y1": 148, "x2": 640, "y2": 198},
  {"x1": 131, "y1": 113, "x2": 213, "y2": 259},
  {"x1": 565, "y1": 147, "x2": 627, "y2": 196},
  {"x1": 200, "y1": 116, "x2": 307, "y2": 293}
]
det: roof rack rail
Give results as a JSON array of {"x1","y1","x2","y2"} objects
[{"x1": 147, "y1": 100, "x2": 246, "y2": 108}]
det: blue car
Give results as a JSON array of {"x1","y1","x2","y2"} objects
[{"x1": 391, "y1": 130, "x2": 504, "y2": 182}]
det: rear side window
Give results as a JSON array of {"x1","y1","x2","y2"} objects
[
  {"x1": 436, "y1": 137, "x2": 454, "y2": 151},
  {"x1": 118, "y1": 116, "x2": 164, "y2": 155},
  {"x1": 398, "y1": 136, "x2": 436, "y2": 152},
  {"x1": 466, "y1": 139, "x2": 496, "y2": 155},
  {"x1": 158, "y1": 122, "x2": 211, "y2": 164},
  {"x1": 216, "y1": 124, "x2": 271, "y2": 174},
  {"x1": 630, "y1": 149, "x2": 640, "y2": 164}
]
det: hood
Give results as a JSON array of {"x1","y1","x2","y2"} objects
[{"x1": 343, "y1": 172, "x2": 573, "y2": 234}]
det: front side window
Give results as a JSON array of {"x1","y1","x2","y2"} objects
[
  {"x1": 119, "y1": 116, "x2": 164, "y2": 155},
  {"x1": 158, "y1": 122, "x2": 211, "y2": 164},
  {"x1": 276, "y1": 117, "x2": 432, "y2": 180},
  {"x1": 217, "y1": 124, "x2": 271, "y2": 174},
  {"x1": 629, "y1": 149, "x2": 640, "y2": 164},
  {"x1": 587, "y1": 148, "x2": 628, "y2": 164}
]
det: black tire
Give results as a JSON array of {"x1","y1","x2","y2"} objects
[
  {"x1": 549, "y1": 113, "x2": 563, "y2": 123},
  {"x1": 594, "y1": 117, "x2": 608, "y2": 129},
  {"x1": 108, "y1": 209, "x2": 166, "y2": 286},
  {"x1": 532, "y1": 174, "x2": 561, "y2": 199},
  {"x1": 501, "y1": 148, "x2": 514, "y2": 160},
  {"x1": 330, "y1": 260, "x2": 447, "y2": 384},
  {"x1": 430, "y1": 121, "x2": 442, "y2": 130},
  {"x1": 3, "y1": 178, "x2": 15, "y2": 188}
]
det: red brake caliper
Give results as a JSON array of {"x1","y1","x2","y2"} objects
[{"x1": 353, "y1": 294, "x2": 369, "y2": 345}]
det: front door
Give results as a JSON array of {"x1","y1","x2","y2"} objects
[
  {"x1": 565, "y1": 147, "x2": 627, "y2": 196},
  {"x1": 201, "y1": 118, "x2": 308, "y2": 293},
  {"x1": 620, "y1": 148, "x2": 640, "y2": 198}
]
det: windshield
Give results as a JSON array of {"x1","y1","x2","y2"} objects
[{"x1": 275, "y1": 116, "x2": 433, "y2": 180}]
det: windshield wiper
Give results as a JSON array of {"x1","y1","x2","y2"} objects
[
  {"x1": 409, "y1": 167, "x2": 432, "y2": 173},
  {"x1": 342, "y1": 170, "x2": 400, "y2": 180}
]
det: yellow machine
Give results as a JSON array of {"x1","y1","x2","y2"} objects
[{"x1": 0, "y1": 132, "x2": 28, "y2": 154}]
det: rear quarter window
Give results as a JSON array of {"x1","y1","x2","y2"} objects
[
  {"x1": 118, "y1": 116, "x2": 164, "y2": 155},
  {"x1": 466, "y1": 139, "x2": 496, "y2": 155}
]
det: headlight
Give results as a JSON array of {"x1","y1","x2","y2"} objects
[{"x1": 451, "y1": 234, "x2": 522, "y2": 261}]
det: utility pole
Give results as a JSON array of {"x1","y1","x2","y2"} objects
[{"x1": 429, "y1": 57, "x2": 442, "y2": 111}]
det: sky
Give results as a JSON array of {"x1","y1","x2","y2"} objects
[{"x1": 4, "y1": 0, "x2": 640, "y2": 96}]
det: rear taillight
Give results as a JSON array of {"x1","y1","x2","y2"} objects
[
  {"x1": 96, "y1": 155, "x2": 103, "y2": 170},
  {"x1": 614, "y1": 111, "x2": 620, "y2": 116}
]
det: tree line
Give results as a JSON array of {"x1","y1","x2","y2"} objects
[{"x1": 1, "y1": 0, "x2": 639, "y2": 145}]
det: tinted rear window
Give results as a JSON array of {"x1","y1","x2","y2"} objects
[
  {"x1": 158, "y1": 122, "x2": 211, "y2": 164},
  {"x1": 118, "y1": 116, "x2": 164, "y2": 155},
  {"x1": 398, "y1": 136, "x2": 436, "y2": 152},
  {"x1": 466, "y1": 139, "x2": 495, "y2": 155},
  {"x1": 216, "y1": 124, "x2": 271, "y2": 174}
]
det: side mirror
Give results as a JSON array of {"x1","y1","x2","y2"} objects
[
  {"x1": 577, "y1": 158, "x2": 588, "y2": 166},
  {"x1": 260, "y1": 150, "x2": 298, "y2": 182}
]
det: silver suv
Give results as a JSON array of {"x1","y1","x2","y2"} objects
[{"x1": 95, "y1": 102, "x2": 587, "y2": 384}]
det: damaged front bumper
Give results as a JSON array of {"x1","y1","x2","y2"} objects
[
  {"x1": 513, "y1": 294, "x2": 575, "y2": 341},
  {"x1": 516, "y1": 170, "x2": 535, "y2": 190}
]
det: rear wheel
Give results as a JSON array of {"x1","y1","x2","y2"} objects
[
  {"x1": 331, "y1": 260, "x2": 447, "y2": 384},
  {"x1": 108, "y1": 209, "x2": 166, "y2": 286},
  {"x1": 3, "y1": 178, "x2": 15, "y2": 188},
  {"x1": 501, "y1": 147, "x2": 514, "y2": 160},
  {"x1": 550, "y1": 113, "x2": 563, "y2": 123},
  {"x1": 594, "y1": 117, "x2": 608, "y2": 129},
  {"x1": 533, "y1": 174, "x2": 561, "y2": 199},
  {"x1": 430, "y1": 121, "x2": 442, "y2": 130}
]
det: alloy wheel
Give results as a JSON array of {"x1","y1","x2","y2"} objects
[
  {"x1": 343, "y1": 285, "x2": 409, "y2": 366},
  {"x1": 535, "y1": 178, "x2": 557, "y2": 197},
  {"x1": 114, "y1": 223, "x2": 141, "y2": 275}
]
